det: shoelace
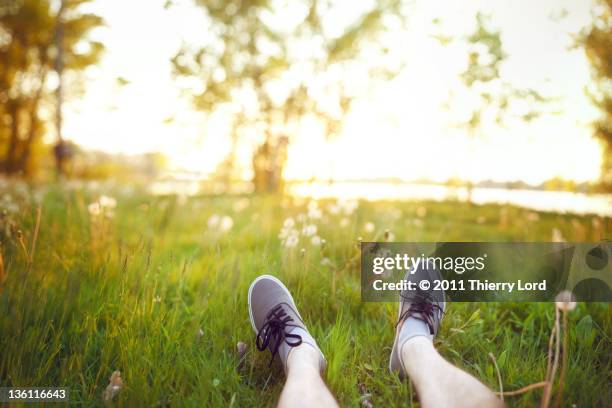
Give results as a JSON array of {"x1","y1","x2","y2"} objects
[
  {"x1": 256, "y1": 304, "x2": 303, "y2": 367},
  {"x1": 396, "y1": 294, "x2": 443, "y2": 335}
]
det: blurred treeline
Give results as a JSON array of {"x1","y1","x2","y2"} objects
[
  {"x1": 584, "y1": 0, "x2": 612, "y2": 190},
  {"x1": 1, "y1": 0, "x2": 611, "y2": 191},
  {"x1": 0, "y1": 0, "x2": 102, "y2": 177}
]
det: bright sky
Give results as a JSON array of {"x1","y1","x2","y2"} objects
[{"x1": 65, "y1": 0, "x2": 603, "y2": 185}]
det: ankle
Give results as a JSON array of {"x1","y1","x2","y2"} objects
[
  {"x1": 400, "y1": 335, "x2": 435, "y2": 366},
  {"x1": 287, "y1": 344, "x2": 322, "y2": 375}
]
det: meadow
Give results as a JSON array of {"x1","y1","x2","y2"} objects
[{"x1": 0, "y1": 182, "x2": 610, "y2": 407}]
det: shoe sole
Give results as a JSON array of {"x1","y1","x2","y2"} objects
[
  {"x1": 389, "y1": 298, "x2": 406, "y2": 378},
  {"x1": 248, "y1": 274, "x2": 302, "y2": 333}
]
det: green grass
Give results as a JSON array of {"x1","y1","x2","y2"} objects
[{"x1": 0, "y1": 184, "x2": 610, "y2": 406}]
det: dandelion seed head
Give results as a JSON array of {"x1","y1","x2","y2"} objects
[
  {"x1": 207, "y1": 214, "x2": 221, "y2": 230},
  {"x1": 99, "y1": 195, "x2": 117, "y2": 209},
  {"x1": 328, "y1": 203, "x2": 340, "y2": 215},
  {"x1": 88, "y1": 202, "x2": 102, "y2": 216},
  {"x1": 219, "y1": 216, "x2": 234, "y2": 232},
  {"x1": 307, "y1": 201, "x2": 322, "y2": 219},
  {"x1": 555, "y1": 290, "x2": 577, "y2": 312},
  {"x1": 302, "y1": 224, "x2": 317, "y2": 237},
  {"x1": 339, "y1": 199, "x2": 358, "y2": 215},
  {"x1": 284, "y1": 234, "x2": 299, "y2": 248}
]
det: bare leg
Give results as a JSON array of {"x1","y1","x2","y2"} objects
[
  {"x1": 402, "y1": 337, "x2": 503, "y2": 408},
  {"x1": 277, "y1": 344, "x2": 338, "y2": 408}
]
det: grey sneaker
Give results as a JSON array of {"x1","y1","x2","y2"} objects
[
  {"x1": 389, "y1": 264, "x2": 445, "y2": 378},
  {"x1": 248, "y1": 275, "x2": 326, "y2": 373}
]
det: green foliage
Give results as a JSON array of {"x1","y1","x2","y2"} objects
[
  {"x1": 0, "y1": 186, "x2": 610, "y2": 406},
  {"x1": 0, "y1": 0, "x2": 104, "y2": 176},
  {"x1": 462, "y1": 13, "x2": 505, "y2": 87},
  {"x1": 458, "y1": 13, "x2": 552, "y2": 134},
  {"x1": 584, "y1": 0, "x2": 612, "y2": 189}
]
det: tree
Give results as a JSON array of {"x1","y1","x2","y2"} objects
[
  {"x1": 447, "y1": 13, "x2": 551, "y2": 199},
  {"x1": 169, "y1": 0, "x2": 405, "y2": 192},
  {"x1": 0, "y1": 0, "x2": 103, "y2": 176},
  {"x1": 584, "y1": 0, "x2": 612, "y2": 190}
]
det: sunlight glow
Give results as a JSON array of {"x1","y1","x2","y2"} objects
[{"x1": 65, "y1": 0, "x2": 602, "y2": 185}]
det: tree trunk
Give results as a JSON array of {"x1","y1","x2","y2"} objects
[
  {"x1": 17, "y1": 50, "x2": 48, "y2": 175},
  {"x1": 54, "y1": 0, "x2": 66, "y2": 177},
  {"x1": 5, "y1": 101, "x2": 19, "y2": 175}
]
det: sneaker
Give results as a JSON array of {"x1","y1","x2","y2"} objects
[
  {"x1": 248, "y1": 275, "x2": 326, "y2": 373},
  {"x1": 389, "y1": 264, "x2": 445, "y2": 378}
]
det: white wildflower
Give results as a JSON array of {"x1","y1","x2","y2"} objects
[
  {"x1": 283, "y1": 217, "x2": 295, "y2": 228},
  {"x1": 284, "y1": 234, "x2": 299, "y2": 248},
  {"x1": 339, "y1": 199, "x2": 358, "y2": 215},
  {"x1": 328, "y1": 203, "x2": 341, "y2": 215},
  {"x1": 1, "y1": 194, "x2": 19, "y2": 214},
  {"x1": 99, "y1": 195, "x2": 117, "y2": 209},
  {"x1": 88, "y1": 202, "x2": 102, "y2": 216},
  {"x1": 364, "y1": 222, "x2": 375, "y2": 233},
  {"x1": 302, "y1": 224, "x2": 317, "y2": 236},
  {"x1": 307, "y1": 201, "x2": 322, "y2": 219},
  {"x1": 311, "y1": 235, "x2": 322, "y2": 246},
  {"x1": 278, "y1": 228, "x2": 290, "y2": 240},
  {"x1": 219, "y1": 216, "x2": 233, "y2": 232},
  {"x1": 207, "y1": 214, "x2": 221, "y2": 230},
  {"x1": 555, "y1": 290, "x2": 577, "y2": 312}
]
